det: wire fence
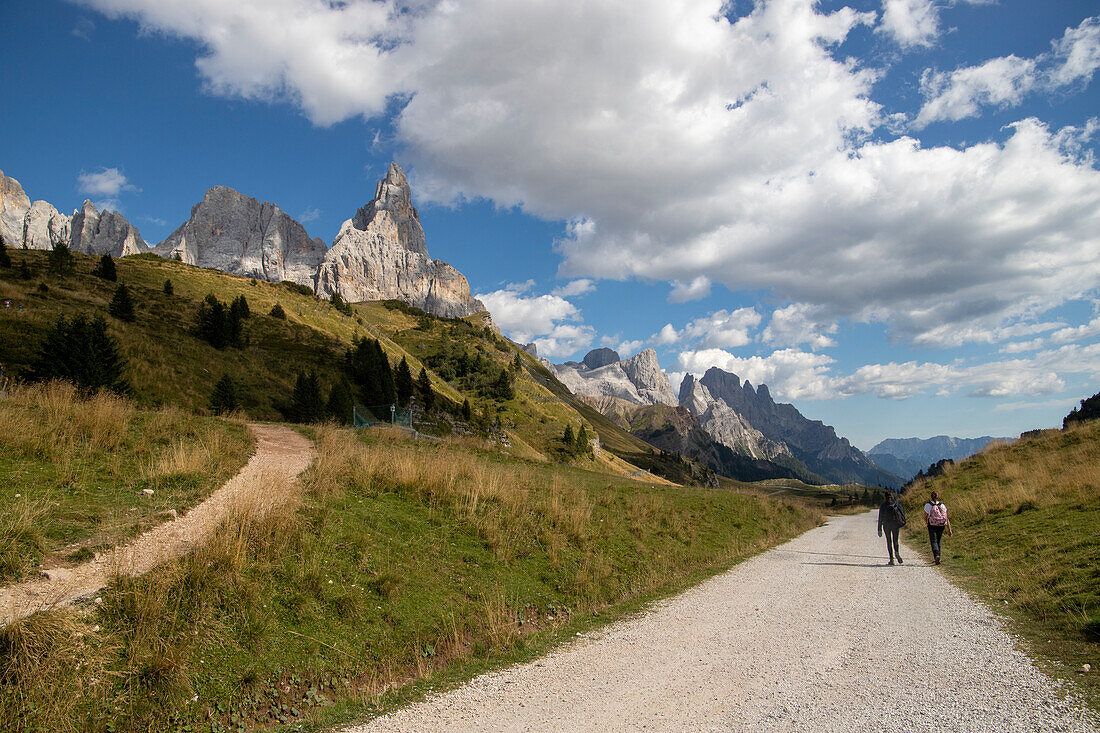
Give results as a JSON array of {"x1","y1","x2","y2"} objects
[{"x1": 353, "y1": 404, "x2": 413, "y2": 429}]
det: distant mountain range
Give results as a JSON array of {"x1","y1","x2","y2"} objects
[
  {"x1": 551, "y1": 348, "x2": 903, "y2": 488},
  {"x1": 0, "y1": 163, "x2": 486, "y2": 320},
  {"x1": 868, "y1": 436, "x2": 1012, "y2": 481}
]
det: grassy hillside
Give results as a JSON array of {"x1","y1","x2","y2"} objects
[
  {"x1": 1, "y1": 423, "x2": 821, "y2": 732},
  {"x1": 900, "y1": 422, "x2": 1100, "y2": 709},
  {"x1": 0, "y1": 381, "x2": 252, "y2": 582},
  {"x1": 0, "y1": 248, "x2": 691, "y2": 481}
]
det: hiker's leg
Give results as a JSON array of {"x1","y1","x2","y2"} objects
[
  {"x1": 889, "y1": 527, "x2": 901, "y2": 559},
  {"x1": 927, "y1": 525, "x2": 938, "y2": 557},
  {"x1": 884, "y1": 530, "x2": 895, "y2": 560}
]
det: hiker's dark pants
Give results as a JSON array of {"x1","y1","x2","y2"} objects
[
  {"x1": 883, "y1": 526, "x2": 901, "y2": 560},
  {"x1": 928, "y1": 525, "x2": 946, "y2": 558}
]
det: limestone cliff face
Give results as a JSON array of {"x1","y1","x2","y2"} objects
[
  {"x1": 314, "y1": 163, "x2": 486, "y2": 318},
  {"x1": 71, "y1": 201, "x2": 145, "y2": 256},
  {"x1": 23, "y1": 200, "x2": 72, "y2": 251},
  {"x1": 154, "y1": 186, "x2": 325, "y2": 288},
  {"x1": 696, "y1": 367, "x2": 902, "y2": 487},
  {"x1": 550, "y1": 348, "x2": 678, "y2": 406},
  {"x1": 1, "y1": 170, "x2": 32, "y2": 247},
  {"x1": 0, "y1": 169, "x2": 141, "y2": 255},
  {"x1": 678, "y1": 374, "x2": 792, "y2": 461}
]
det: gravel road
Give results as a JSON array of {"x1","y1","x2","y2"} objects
[
  {"x1": 0, "y1": 423, "x2": 313, "y2": 625},
  {"x1": 348, "y1": 511, "x2": 1097, "y2": 732}
]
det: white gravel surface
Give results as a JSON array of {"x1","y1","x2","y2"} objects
[{"x1": 346, "y1": 511, "x2": 1097, "y2": 733}]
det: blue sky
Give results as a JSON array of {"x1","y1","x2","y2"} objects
[{"x1": 2, "y1": 0, "x2": 1099, "y2": 449}]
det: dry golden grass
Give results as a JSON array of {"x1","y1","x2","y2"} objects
[{"x1": 906, "y1": 421, "x2": 1100, "y2": 522}]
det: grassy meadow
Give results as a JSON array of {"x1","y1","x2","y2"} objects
[
  {"x1": 1, "y1": 425, "x2": 821, "y2": 732},
  {"x1": 0, "y1": 381, "x2": 252, "y2": 582},
  {"x1": 900, "y1": 421, "x2": 1100, "y2": 709}
]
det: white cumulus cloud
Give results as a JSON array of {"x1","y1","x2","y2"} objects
[
  {"x1": 878, "y1": 0, "x2": 938, "y2": 49},
  {"x1": 474, "y1": 284, "x2": 593, "y2": 357},
  {"x1": 682, "y1": 308, "x2": 762, "y2": 348},
  {"x1": 762, "y1": 303, "x2": 838, "y2": 350}
]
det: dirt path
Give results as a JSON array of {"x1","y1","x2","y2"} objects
[
  {"x1": 349, "y1": 512, "x2": 1097, "y2": 733},
  {"x1": 0, "y1": 423, "x2": 314, "y2": 625}
]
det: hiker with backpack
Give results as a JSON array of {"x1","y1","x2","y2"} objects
[
  {"x1": 877, "y1": 491, "x2": 906, "y2": 565},
  {"x1": 924, "y1": 491, "x2": 953, "y2": 565}
]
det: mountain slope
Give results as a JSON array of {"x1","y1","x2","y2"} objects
[{"x1": 696, "y1": 367, "x2": 902, "y2": 488}]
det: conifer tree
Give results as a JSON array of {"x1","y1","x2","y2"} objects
[
  {"x1": 108, "y1": 282, "x2": 135, "y2": 322},
  {"x1": 326, "y1": 378, "x2": 355, "y2": 425},
  {"x1": 416, "y1": 367, "x2": 434, "y2": 410},
  {"x1": 461, "y1": 397, "x2": 472, "y2": 421},
  {"x1": 491, "y1": 367, "x2": 514, "y2": 401},
  {"x1": 92, "y1": 253, "x2": 116, "y2": 281},
  {"x1": 563, "y1": 424, "x2": 575, "y2": 452},
  {"x1": 230, "y1": 294, "x2": 250, "y2": 321},
  {"x1": 290, "y1": 371, "x2": 325, "y2": 423},
  {"x1": 330, "y1": 291, "x2": 352, "y2": 316},
  {"x1": 209, "y1": 374, "x2": 239, "y2": 415},
  {"x1": 512, "y1": 351, "x2": 523, "y2": 372},
  {"x1": 28, "y1": 314, "x2": 129, "y2": 394},
  {"x1": 0, "y1": 238, "x2": 11, "y2": 268},
  {"x1": 575, "y1": 424, "x2": 590, "y2": 456},
  {"x1": 372, "y1": 340, "x2": 396, "y2": 405},
  {"x1": 395, "y1": 356, "x2": 414, "y2": 407},
  {"x1": 163, "y1": 278, "x2": 174, "y2": 295},
  {"x1": 269, "y1": 302, "x2": 286, "y2": 319},
  {"x1": 49, "y1": 240, "x2": 75, "y2": 279},
  {"x1": 195, "y1": 293, "x2": 230, "y2": 348},
  {"x1": 18, "y1": 259, "x2": 31, "y2": 280}
]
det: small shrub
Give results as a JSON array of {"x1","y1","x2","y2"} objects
[
  {"x1": 163, "y1": 278, "x2": 174, "y2": 295},
  {"x1": 269, "y1": 302, "x2": 286, "y2": 320},
  {"x1": 330, "y1": 291, "x2": 353, "y2": 316},
  {"x1": 37, "y1": 282, "x2": 48, "y2": 293},
  {"x1": 280, "y1": 280, "x2": 314, "y2": 297}
]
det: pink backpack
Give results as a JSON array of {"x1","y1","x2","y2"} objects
[{"x1": 928, "y1": 502, "x2": 948, "y2": 526}]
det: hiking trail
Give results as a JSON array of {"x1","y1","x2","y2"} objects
[
  {"x1": 0, "y1": 423, "x2": 314, "y2": 625},
  {"x1": 348, "y1": 511, "x2": 1098, "y2": 733}
]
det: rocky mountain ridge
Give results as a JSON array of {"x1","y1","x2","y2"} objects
[
  {"x1": 0, "y1": 169, "x2": 144, "y2": 257},
  {"x1": 868, "y1": 435, "x2": 1011, "y2": 481},
  {"x1": 1, "y1": 164, "x2": 487, "y2": 320},
  {"x1": 550, "y1": 348, "x2": 679, "y2": 406}
]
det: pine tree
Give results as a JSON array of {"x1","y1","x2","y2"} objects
[
  {"x1": 230, "y1": 294, "x2": 250, "y2": 321},
  {"x1": 269, "y1": 302, "x2": 286, "y2": 319},
  {"x1": 563, "y1": 424, "x2": 575, "y2": 453},
  {"x1": 512, "y1": 351, "x2": 523, "y2": 372},
  {"x1": 416, "y1": 367, "x2": 434, "y2": 410},
  {"x1": 28, "y1": 314, "x2": 130, "y2": 394},
  {"x1": 0, "y1": 238, "x2": 10, "y2": 268},
  {"x1": 372, "y1": 340, "x2": 396, "y2": 405},
  {"x1": 108, "y1": 282, "x2": 135, "y2": 322},
  {"x1": 331, "y1": 291, "x2": 352, "y2": 316},
  {"x1": 290, "y1": 371, "x2": 325, "y2": 423},
  {"x1": 575, "y1": 424, "x2": 590, "y2": 456},
  {"x1": 49, "y1": 240, "x2": 75, "y2": 279},
  {"x1": 195, "y1": 293, "x2": 230, "y2": 348},
  {"x1": 163, "y1": 278, "x2": 174, "y2": 295},
  {"x1": 395, "y1": 356, "x2": 414, "y2": 407},
  {"x1": 491, "y1": 367, "x2": 514, "y2": 401},
  {"x1": 209, "y1": 374, "x2": 239, "y2": 415},
  {"x1": 461, "y1": 397, "x2": 472, "y2": 421},
  {"x1": 92, "y1": 253, "x2": 116, "y2": 281},
  {"x1": 326, "y1": 378, "x2": 355, "y2": 425}
]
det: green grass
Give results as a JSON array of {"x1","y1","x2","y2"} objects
[
  {"x1": 901, "y1": 421, "x2": 1100, "y2": 711},
  {"x1": 0, "y1": 381, "x2": 252, "y2": 581},
  {"x1": 0, "y1": 249, "x2": 681, "y2": 480},
  {"x1": 0, "y1": 425, "x2": 821, "y2": 732}
]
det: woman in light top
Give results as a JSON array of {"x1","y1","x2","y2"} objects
[{"x1": 924, "y1": 491, "x2": 953, "y2": 565}]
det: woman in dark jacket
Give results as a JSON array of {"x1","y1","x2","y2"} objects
[{"x1": 877, "y1": 491, "x2": 906, "y2": 565}]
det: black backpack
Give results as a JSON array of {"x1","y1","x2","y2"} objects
[{"x1": 890, "y1": 501, "x2": 906, "y2": 527}]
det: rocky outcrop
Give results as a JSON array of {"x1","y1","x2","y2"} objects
[
  {"x1": 154, "y1": 186, "x2": 325, "y2": 288},
  {"x1": 314, "y1": 163, "x2": 486, "y2": 318},
  {"x1": 583, "y1": 348, "x2": 620, "y2": 370},
  {"x1": 22, "y1": 200, "x2": 71, "y2": 251},
  {"x1": 550, "y1": 348, "x2": 678, "y2": 406},
  {"x1": 1, "y1": 170, "x2": 32, "y2": 247},
  {"x1": 678, "y1": 375, "x2": 792, "y2": 461},
  {"x1": 695, "y1": 367, "x2": 902, "y2": 488},
  {"x1": 0, "y1": 170, "x2": 144, "y2": 255},
  {"x1": 71, "y1": 201, "x2": 145, "y2": 256}
]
